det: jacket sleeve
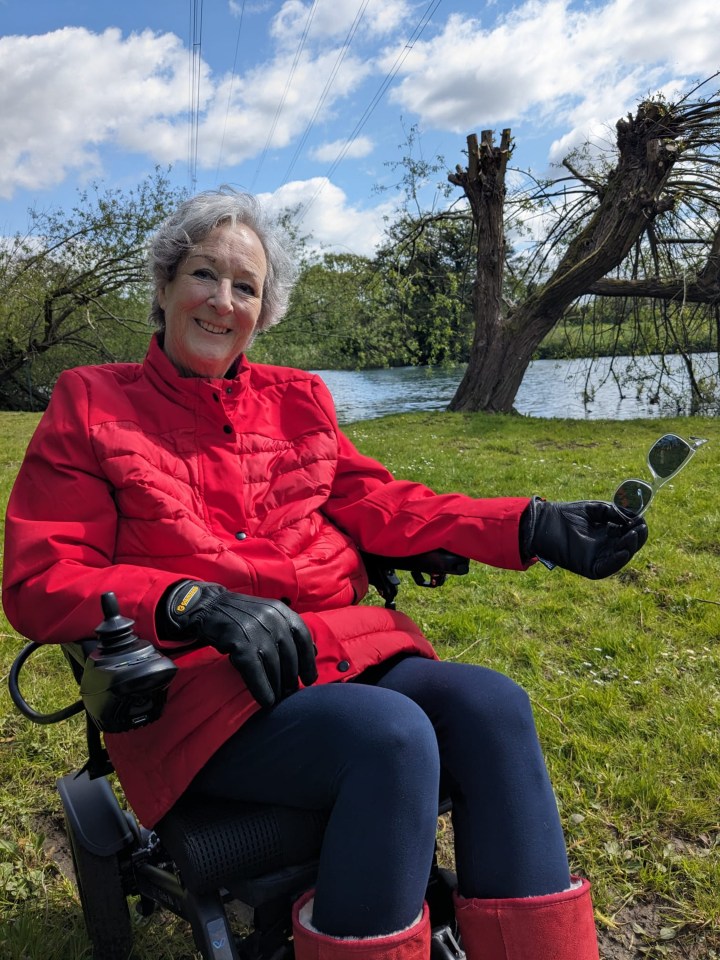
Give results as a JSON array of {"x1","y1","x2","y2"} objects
[
  {"x1": 312, "y1": 378, "x2": 532, "y2": 571},
  {"x1": 2, "y1": 371, "x2": 185, "y2": 647}
]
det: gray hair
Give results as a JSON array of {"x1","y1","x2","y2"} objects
[{"x1": 148, "y1": 189, "x2": 298, "y2": 334}]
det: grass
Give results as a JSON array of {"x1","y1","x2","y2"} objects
[{"x1": 2, "y1": 409, "x2": 719, "y2": 958}]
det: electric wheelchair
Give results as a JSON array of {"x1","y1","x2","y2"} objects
[{"x1": 8, "y1": 551, "x2": 470, "y2": 960}]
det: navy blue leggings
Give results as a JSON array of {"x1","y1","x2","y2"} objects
[{"x1": 187, "y1": 657, "x2": 570, "y2": 937}]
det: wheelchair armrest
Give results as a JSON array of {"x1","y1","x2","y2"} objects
[
  {"x1": 383, "y1": 550, "x2": 470, "y2": 577},
  {"x1": 363, "y1": 548, "x2": 470, "y2": 577},
  {"x1": 62, "y1": 639, "x2": 99, "y2": 683},
  {"x1": 362, "y1": 549, "x2": 470, "y2": 609}
]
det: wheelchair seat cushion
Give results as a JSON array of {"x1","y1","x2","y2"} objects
[{"x1": 154, "y1": 794, "x2": 328, "y2": 894}]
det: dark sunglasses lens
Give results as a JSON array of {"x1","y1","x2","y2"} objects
[
  {"x1": 648, "y1": 434, "x2": 691, "y2": 479},
  {"x1": 614, "y1": 480, "x2": 653, "y2": 517}
]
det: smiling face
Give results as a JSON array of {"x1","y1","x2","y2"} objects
[{"x1": 158, "y1": 223, "x2": 268, "y2": 378}]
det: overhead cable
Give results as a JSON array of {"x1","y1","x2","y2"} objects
[
  {"x1": 250, "y1": 0, "x2": 320, "y2": 191},
  {"x1": 281, "y1": 0, "x2": 371, "y2": 186},
  {"x1": 297, "y1": 0, "x2": 443, "y2": 224},
  {"x1": 215, "y1": 0, "x2": 247, "y2": 183},
  {"x1": 188, "y1": 0, "x2": 204, "y2": 191}
]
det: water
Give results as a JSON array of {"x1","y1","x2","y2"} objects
[{"x1": 314, "y1": 353, "x2": 720, "y2": 424}]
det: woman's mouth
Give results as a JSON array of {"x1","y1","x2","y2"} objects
[{"x1": 196, "y1": 318, "x2": 231, "y2": 335}]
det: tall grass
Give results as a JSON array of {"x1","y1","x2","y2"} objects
[{"x1": 1, "y1": 410, "x2": 719, "y2": 958}]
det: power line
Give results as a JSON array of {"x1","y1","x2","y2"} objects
[
  {"x1": 188, "y1": 0, "x2": 204, "y2": 191},
  {"x1": 296, "y1": 0, "x2": 443, "y2": 224},
  {"x1": 250, "y1": 0, "x2": 320, "y2": 191},
  {"x1": 214, "y1": 0, "x2": 247, "y2": 184},
  {"x1": 280, "y1": 0, "x2": 371, "y2": 186}
]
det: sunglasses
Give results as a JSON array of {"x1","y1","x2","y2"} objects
[{"x1": 613, "y1": 434, "x2": 708, "y2": 518}]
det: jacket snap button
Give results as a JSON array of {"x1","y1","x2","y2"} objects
[
  {"x1": 337, "y1": 660, "x2": 350, "y2": 673},
  {"x1": 235, "y1": 531, "x2": 247, "y2": 540},
  {"x1": 223, "y1": 424, "x2": 233, "y2": 434}
]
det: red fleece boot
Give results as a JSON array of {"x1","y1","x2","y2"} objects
[
  {"x1": 292, "y1": 890, "x2": 430, "y2": 960},
  {"x1": 453, "y1": 877, "x2": 599, "y2": 960}
]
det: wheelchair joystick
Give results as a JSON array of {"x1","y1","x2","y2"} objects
[
  {"x1": 80, "y1": 591, "x2": 178, "y2": 733},
  {"x1": 95, "y1": 592, "x2": 141, "y2": 649}
]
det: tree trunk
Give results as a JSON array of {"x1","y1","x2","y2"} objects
[
  {"x1": 587, "y1": 223, "x2": 720, "y2": 302},
  {"x1": 447, "y1": 130, "x2": 516, "y2": 411},
  {"x1": 448, "y1": 101, "x2": 688, "y2": 412}
]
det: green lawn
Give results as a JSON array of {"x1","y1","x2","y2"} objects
[{"x1": 1, "y1": 410, "x2": 719, "y2": 959}]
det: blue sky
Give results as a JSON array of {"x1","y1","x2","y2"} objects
[{"x1": 1, "y1": 0, "x2": 719, "y2": 255}]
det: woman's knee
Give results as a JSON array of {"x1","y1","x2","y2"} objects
[
  {"x1": 458, "y1": 666, "x2": 536, "y2": 740},
  {"x1": 397, "y1": 660, "x2": 538, "y2": 752},
  {"x1": 346, "y1": 688, "x2": 440, "y2": 778}
]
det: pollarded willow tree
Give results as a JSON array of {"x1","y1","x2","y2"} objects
[{"x1": 448, "y1": 78, "x2": 720, "y2": 413}]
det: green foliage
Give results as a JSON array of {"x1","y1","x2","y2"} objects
[
  {"x1": 252, "y1": 251, "x2": 391, "y2": 369},
  {"x1": 256, "y1": 122, "x2": 477, "y2": 373},
  {"x1": 253, "y1": 216, "x2": 477, "y2": 372},
  {"x1": 371, "y1": 214, "x2": 475, "y2": 366},
  {"x1": 0, "y1": 169, "x2": 186, "y2": 410},
  {"x1": 537, "y1": 299, "x2": 719, "y2": 360},
  {"x1": 368, "y1": 123, "x2": 475, "y2": 367}
]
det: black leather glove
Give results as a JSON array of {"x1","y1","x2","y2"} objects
[
  {"x1": 158, "y1": 580, "x2": 318, "y2": 708},
  {"x1": 520, "y1": 497, "x2": 648, "y2": 580}
]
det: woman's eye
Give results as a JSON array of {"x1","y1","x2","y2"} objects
[
  {"x1": 193, "y1": 268, "x2": 215, "y2": 281},
  {"x1": 234, "y1": 282, "x2": 255, "y2": 296}
]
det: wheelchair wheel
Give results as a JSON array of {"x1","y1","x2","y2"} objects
[{"x1": 66, "y1": 814, "x2": 134, "y2": 960}]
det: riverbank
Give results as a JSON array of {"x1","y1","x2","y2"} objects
[
  {"x1": 535, "y1": 318, "x2": 717, "y2": 361},
  {"x1": 315, "y1": 351, "x2": 720, "y2": 423},
  {"x1": 1, "y1": 411, "x2": 719, "y2": 959}
]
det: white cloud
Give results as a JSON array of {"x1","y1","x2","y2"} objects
[
  {"x1": 258, "y1": 178, "x2": 395, "y2": 255},
  {"x1": 230, "y1": 0, "x2": 272, "y2": 14},
  {"x1": 0, "y1": 25, "x2": 377, "y2": 198},
  {"x1": 3, "y1": 0, "x2": 718, "y2": 233},
  {"x1": 0, "y1": 27, "x2": 194, "y2": 199},
  {"x1": 197, "y1": 48, "x2": 372, "y2": 168},
  {"x1": 387, "y1": 0, "x2": 720, "y2": 151},
  {"x1": 271, "y1": 0, "x2": 411, "y2": 46},
  {"x1": 309, "y1": 136, "x2": 374, "y2": 162},
  {"x1": 546, "y1": 68, "x2": 658, "y2": 164}
]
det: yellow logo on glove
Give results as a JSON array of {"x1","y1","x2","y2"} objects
[{"x1": 176, "y1": 585, "x2": 199, "y2": 613}]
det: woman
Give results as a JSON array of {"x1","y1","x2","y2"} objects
[{"x1": 3, "y1": 190, "x2": 647, "y2": 960}]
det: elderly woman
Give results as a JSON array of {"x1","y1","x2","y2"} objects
[{"x1": 3, "y1": 190, "x2": 647, "y2": 960}]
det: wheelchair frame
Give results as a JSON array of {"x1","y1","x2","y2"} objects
[{"x1": 8, "y1": 551, "x2": 469, "y2": 960}]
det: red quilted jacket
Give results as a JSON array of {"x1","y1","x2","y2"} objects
[{"x1": 3, "y1": 336, "x2": 530, "y2": 825}]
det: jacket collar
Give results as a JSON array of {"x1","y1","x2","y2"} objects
[{"x1": 142, "y1": 333, "x2": 251, "y2": 410}]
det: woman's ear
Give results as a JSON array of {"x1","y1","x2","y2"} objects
[{"x1": 157, "y1": 284, "x2": 167, "y2": 311}]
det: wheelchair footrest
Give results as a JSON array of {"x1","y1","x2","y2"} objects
[{"x1": 431, "y1": 926, "x2": 465, "y2": 960}]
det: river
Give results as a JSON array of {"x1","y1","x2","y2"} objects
[{"x1": 314, "y1": 352, "x2": 720, "y2": 424}]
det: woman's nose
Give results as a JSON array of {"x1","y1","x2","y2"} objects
[{"x1": 208, "y1": 278, "x2": 233, "y2": 314}]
